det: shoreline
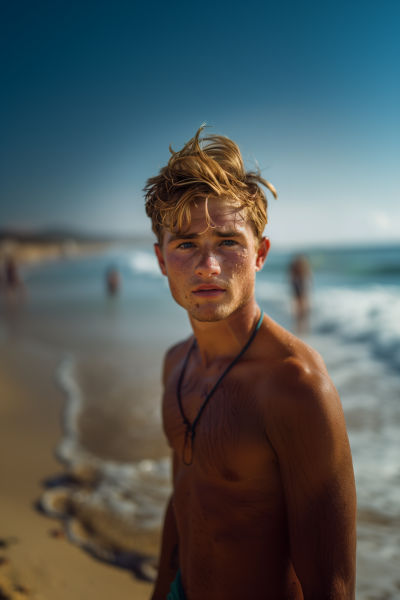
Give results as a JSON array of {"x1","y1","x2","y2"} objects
[
  {"x1": 0, "y1": 334, "x2": 153, "y2": 600},
  {"x1": 0, "y1": 240, "x2": 117, "y2": 268}
]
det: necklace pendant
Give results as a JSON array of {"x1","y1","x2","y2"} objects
[{"x1": 182, "y1": 427, "x2": 194, "y2": 466}]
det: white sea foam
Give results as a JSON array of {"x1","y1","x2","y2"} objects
[
  {"x1": 257, "y1": 280, "x2": 400, "y2": 372},
  {"x1": 129, "y1": 251, "x2": 161, "y2": 277},
  {"x1": 314, "y1": 284, "x2": 400, "y2": 371},
  {"x1": 53, "y1": 355, "x2": 171, "y2": 531}
]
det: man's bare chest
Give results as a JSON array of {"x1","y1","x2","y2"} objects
[{"x1": 163, "y1": 364, "x2": 278, "y2": 479}]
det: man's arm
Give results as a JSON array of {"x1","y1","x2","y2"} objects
[
  {"x1": 266, "y1": 358, "x2": 357, "y2": 599},
  {"x1": 150, "y1": 489, "x2": 180, "y2": 600},
  {"x1": 151, "y1": 343, "x2": 186, "y2": 599}
]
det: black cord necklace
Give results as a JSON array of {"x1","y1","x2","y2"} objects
[{"x1": 176, "y1": 310, "x2": 264, "y2": 465}]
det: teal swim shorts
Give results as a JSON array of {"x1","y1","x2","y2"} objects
[{"x1": 167, "y1": 570, "x2": 186, "y2": 600}]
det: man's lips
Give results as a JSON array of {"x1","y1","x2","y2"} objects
[{"x1": 192, "y1": 285, "x2": 226, "y2": 298}]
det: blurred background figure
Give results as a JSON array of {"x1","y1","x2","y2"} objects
[
  {"x1": 105, "y1": 266, "x2": 121, "y2": 296},
  {"x1": 0, "y1": 254, "x2": 25, "y2": 302},
  {"x1": 289, "y1": 254, "x2": 312, "y2": 334}
]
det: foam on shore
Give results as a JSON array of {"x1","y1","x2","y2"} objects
[{"x1": 39, "y1": 354, "x2": 171, "y2": 581}]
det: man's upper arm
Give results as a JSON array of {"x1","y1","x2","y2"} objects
[
  {"x1": 266, "y1": 359, "x2": 357, "y2": 599},
  {"x1": 162, "y1": 339, "x2": 190, "y2": 387},
  {"x1": 162, "y1": 344, "x2": 178, "y2": 387}
]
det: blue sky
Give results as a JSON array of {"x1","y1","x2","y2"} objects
[{"x1": 1, "y1": 0, "x2": 399, "y2": 247}]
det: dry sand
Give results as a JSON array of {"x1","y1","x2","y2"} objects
[{"x1": 0, "y1": 336, "x2": 153, "y2": 600}]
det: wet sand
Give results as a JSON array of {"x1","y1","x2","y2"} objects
[{"x1": 0, "y1": 337, "x2": 153, "y2": 600}]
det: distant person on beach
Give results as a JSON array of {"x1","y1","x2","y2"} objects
[
  {"x1": 0, "y1": 255, "x2": 25, "y2": 301},
  {"x1": 289, "y1": 254, "x2": 312, "y2": 333},
  {"x1": 106, "y1": 266, "x2": 121, "y2": 296},
  {"x1": 144, "y1": 126, "x2": 356, "y2": 600}
]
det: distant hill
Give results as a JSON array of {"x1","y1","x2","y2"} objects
[{"x1": 0, "y1": 227, "x2": 147, "y2": 244}]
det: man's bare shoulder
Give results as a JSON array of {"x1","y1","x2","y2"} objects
[
  {"x1": 257, "y1": 318, "x2": 340, "y2": 420},
  {"x1": 258, "y1": 319, "x2": 351, "y2": 482},
  {"x1": 162, "y1": 336, "x2": 194, "y2": 385}
]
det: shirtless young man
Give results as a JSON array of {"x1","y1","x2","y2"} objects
[{"x1": 144, "y1": 127, "x2": 357, "y2": 600}]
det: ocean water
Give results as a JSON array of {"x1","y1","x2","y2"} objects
[{"x1": 2, "y1": 243, "x2": 400, "y2": 592}]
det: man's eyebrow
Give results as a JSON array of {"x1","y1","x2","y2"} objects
[
  {"x1": 167, "y1": 229, "x2": 247, "y2": 243},
  {"x1": 214, "y1": 229, "x2": 246, "y2": 239},
  {"x1": 167, "y1": 232, "x2": 201, "y2": 243}
]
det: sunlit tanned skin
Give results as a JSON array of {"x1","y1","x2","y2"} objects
[{"x1": 150, "y1": 197, "x2": 357, "y2": 600}]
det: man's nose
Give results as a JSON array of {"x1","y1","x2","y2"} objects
[{"x1": 195, "y1": 252, "x2": 221, "y2": 277}]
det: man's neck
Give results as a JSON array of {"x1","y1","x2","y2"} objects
[{"x1": 188, "y1": 296, "x2": 261, "y2": 368}]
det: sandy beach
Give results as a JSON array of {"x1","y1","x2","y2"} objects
[{"x1": 0, "y1": 337, "x2": 153, "y2": 600}]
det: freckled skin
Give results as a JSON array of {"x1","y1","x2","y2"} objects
[{"x1": 151, "y1": 199, "x2": 357, "y2": 600}]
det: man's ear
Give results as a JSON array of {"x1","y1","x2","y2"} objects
[
  {"x1": 154, "y1": 243, "x2": 167, "y2": 276},
  {"x1": 255, "y1": 237, "x2": 270, "y2": 272}
]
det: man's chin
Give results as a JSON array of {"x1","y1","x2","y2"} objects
[{"x1": 188, "y1": 303, "x2": 232, "y2": 323}]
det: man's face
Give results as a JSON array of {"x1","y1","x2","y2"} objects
[{"x1": 154, "y1": 198, "x2": 269, "y2": 322}]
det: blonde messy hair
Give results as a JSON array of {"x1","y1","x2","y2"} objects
[{"x1": 144, "y1": 125, "x2": 277, "y2": 244}]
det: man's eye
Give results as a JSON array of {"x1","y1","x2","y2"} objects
[
  {"x1": 178, "y1": 242, "x2": 195, "y2": 249},
  {"x1": 221, "y1": 240, "x2": 237, "y2": 246}
]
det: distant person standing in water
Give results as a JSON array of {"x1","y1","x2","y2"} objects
[
  {"x1": 105, "y1": 267, "x2": 121, "y2": 296},
  {"x1": 0, "y1": 255, "x2": 25, "y2": 301},
  {"x1": 289, "y1": 254, "x2": 312, "y2": 334},
  {"x1": 145, "y1": 126, "x2": 356, "y2": 600}
]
